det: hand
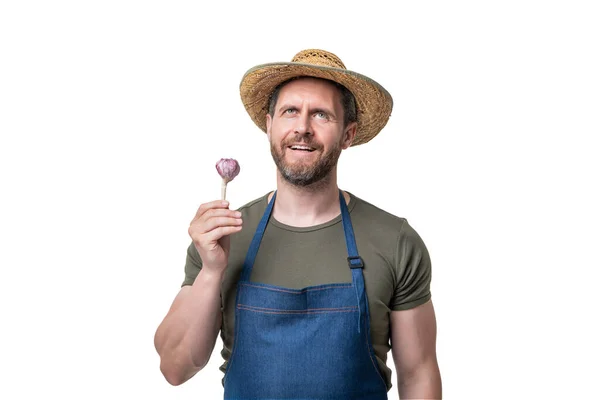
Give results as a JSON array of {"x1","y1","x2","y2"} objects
[{"x1": 188, "y1": 200, "x2": 243, "y2": 273}]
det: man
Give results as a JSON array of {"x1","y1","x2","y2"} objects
[{"x1": 154, "y1": 49, "x2": 442, "y2": 399}]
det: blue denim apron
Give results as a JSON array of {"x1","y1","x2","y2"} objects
[{"x1": 223, "y1": 191, "x2": 388, "y2": 400}]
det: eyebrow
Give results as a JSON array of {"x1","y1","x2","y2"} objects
[
  {"x1": 277, "y1": 103, "x2": 297, "y2": 113},
  {"x1": 277, "y1": 103, "x2": 337, "y2": 117}
]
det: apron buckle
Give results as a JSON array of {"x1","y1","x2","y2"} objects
[{"x1": 347, "y1": 256, "x2": 364, "y2": 269}]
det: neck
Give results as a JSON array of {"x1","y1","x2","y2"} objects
[{"x1": 269, "y1": 168, "x2": 349, "y2": 227}]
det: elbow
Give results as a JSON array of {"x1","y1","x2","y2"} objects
[
  {"x1": 155, "y1": 336, "x2": 195, "y2": 385},
  {"x1": 163, "y1": 373, "x2": 185, "y2": 387},
  {"x1": 159, "y1": 354, "x2": 206, "y2": 386},
  {"x1": 160, "y1": 361, "x2": 189, "y2": 386},
  {"x1": 155, "y1": 330, "x2": 210, "y2": 386}
]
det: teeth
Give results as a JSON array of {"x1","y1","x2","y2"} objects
[{"x1": 291, "y1": 145, "x2": 313, "y2": 151}]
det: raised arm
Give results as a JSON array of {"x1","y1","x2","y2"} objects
[
  {"x1": 390, "y1": 300, "x2": 442, "y2": 399},
  {"x1": 154, "y1": 200, "x2": 243, "y2": 385}
]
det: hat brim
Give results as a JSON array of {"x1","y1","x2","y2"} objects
[{"x1": 239, "y1": 62, "x2": 393, "y2": 146}]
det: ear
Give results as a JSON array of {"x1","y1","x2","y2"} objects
[
  {"x1": 265, "y1": 114, "x2": 272, "y2": 140},
  {"x1": 341, "y1": 122, "x2": 357, "y2": 149}
]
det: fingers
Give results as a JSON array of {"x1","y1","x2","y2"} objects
[
  {"x1": 191, "y1": 208, "x2": 242, "y2": 227},
  {"x1": 189, "y1": 201, "x2": 243, "y2": 244},
  {"x1": 203, "y1": 208, "x2": 242, "y2": 220},
  {"x1": 193, "y1": 200, "x2": 230, "y2": 221},
  {"x1": 189, "y1": 221, "x2": 243, "y2": 250},
  {"x1": 199, "y1": 215, "x2": 243, "y2": 234},
  {"x1": 202, "y1": 225, "x2": 243, "y2": 242}
]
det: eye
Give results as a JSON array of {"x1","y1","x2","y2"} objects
[
  {"x1": 284, "y1": 108, "x2": 297, "y2": 115},
  {"x1": 315, "y1": 111, "x2": 328, "y2": 120}
]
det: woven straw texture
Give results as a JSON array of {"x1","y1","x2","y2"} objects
[{"x1": 239, "y1": 49, "x2": 393, "y2": 146}]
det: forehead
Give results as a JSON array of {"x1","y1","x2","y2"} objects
[{"x1": 276, "y1": 77, "x2": 342, "y2": 106}]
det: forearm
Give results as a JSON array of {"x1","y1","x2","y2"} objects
[
  {"x1": 397, "y1": 359, "x2": 442, "y2": 399},
  {"x1": 154, "y1": 267, "x2": 224, "y2": 385}
]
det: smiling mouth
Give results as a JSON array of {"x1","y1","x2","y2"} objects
[{"x1": 288, "y1": 145, "x2": 316, "y2": 152}]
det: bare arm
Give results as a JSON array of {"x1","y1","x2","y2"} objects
[
  {"x1": 154, "y1": 200, "x2": 243, "y2": 386},
  {"x1": 154, "y1": 268, "x2": 223, "y2": 385},
  {"x1": 390, "y1": 300, "x2": 442, "y2": 399}
]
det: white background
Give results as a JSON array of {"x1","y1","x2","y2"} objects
[{"x1": 1, "y1": 1, "x2": 599, "y2": 399}]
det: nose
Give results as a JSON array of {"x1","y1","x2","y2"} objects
[{"x1": 293, "y1": 111, "x2": 312, "y2": 136}]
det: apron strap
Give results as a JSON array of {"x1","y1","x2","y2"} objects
[
  {"x1": 240, "y1": 191, "x2": 276, "y2": 282},
  {"x1": 339, "y1": 190, "x2": 367, "y2": 333},
  {"x1": 240, "y1": 190, "x2": 367, "y2": 333}
]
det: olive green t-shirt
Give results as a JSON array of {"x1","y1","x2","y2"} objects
[{"x1": 182, "y1": 191, "x2": 432, "y2": 391}]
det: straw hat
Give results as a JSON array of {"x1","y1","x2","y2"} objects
[{"x1": 239, "y1": 49, "x2": 393, "y2": 146}]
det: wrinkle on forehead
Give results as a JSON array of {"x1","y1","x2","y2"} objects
[{"x1": 276, "y1": 78, "x2": 343, "y2": 117}]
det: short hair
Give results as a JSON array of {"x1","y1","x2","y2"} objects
[{"x1": 267, "y1": 77, "x2": 357, "y2": 127}]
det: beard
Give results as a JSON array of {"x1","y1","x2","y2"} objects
[{"x1": 270, "y1": 135, "x2": 342, "y2": 187}]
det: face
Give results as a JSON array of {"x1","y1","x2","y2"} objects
[{"x1": 266, "y1": 78, "x2": 357, "y2": 187}]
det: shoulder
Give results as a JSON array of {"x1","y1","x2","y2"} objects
[
  {"x1": 348, "y1": 192, "x2": 428, "y2": 252},
  {"x1": 348, "y1": 192, "x2": 408, "y2": 233},
  {"x1": 236, "y1": 192, "x2": 270, "y2": 219},
  {"x1": 231, "y1": 192, "x2": 272, "y2": 240},
  {"x1": 237, "y1": 192, "x2": 269, "y2": 210}
]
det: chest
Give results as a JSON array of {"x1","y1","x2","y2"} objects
[
  {"x1": 251, "y1": 223, "x2": 351, "y2": 288},
  {"x1": 224, "y1": 222, "x2": 396, "y2": 307}
]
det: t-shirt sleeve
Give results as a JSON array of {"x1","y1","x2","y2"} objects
[
  {"x1": 391, "y1": 219, "x2": 432, "y2": 311},
  {"x1": 181, "y1": 241, "x2": 203, "y2": 287}
]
